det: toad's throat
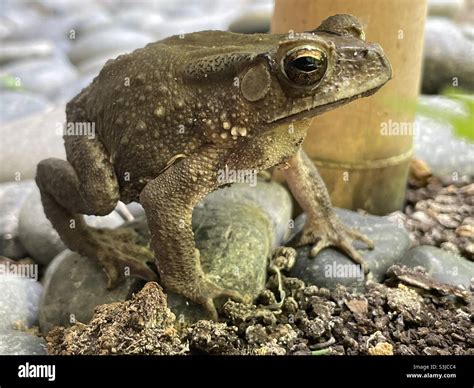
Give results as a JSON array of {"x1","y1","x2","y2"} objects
[{"x1": 267, "y1": 85, "x2": 382, "y2": 126}]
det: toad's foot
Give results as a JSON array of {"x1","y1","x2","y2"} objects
[
  {"x1": 88, "y1": 227, "x2": 157, "y2": 288},
  {"x1": 166, "y1": 273, "x2": 245, "y2": 320},
  {"x1": 292, "y1": 216, "x2": 374, "y2": 273}
]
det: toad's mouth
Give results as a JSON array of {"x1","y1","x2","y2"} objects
[{"x1": 267, "y1": 85, "x2": 383, "y2": 126}]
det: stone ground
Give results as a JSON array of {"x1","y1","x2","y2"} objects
[
  {"x1": 46, "y1": 264, "x2": 473, "y2": 355},
  {"x1": 27, "y1": 167, "x2": 474, "y2": 355}
]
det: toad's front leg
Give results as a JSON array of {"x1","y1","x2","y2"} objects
[
  {"x1": 140, "y1": 146, "x2": 244, "y2": 320},
  {"x1": 283, "y1": 149, "x2": 374, "y2": 273}
]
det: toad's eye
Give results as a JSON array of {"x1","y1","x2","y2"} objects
[{"x1": 283, "y1": 48, "x2": 328, "y2": 86}]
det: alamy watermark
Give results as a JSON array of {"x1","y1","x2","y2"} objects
[
  {"x1": 18, "y1": 362, "x2": 55, "y2": 382},
  {"x1": 56, "y1": 121, "x2": 96, "y2": 139},
  {"x1": 0, "y1": 262, "x2": 38, "y2": 280},
  {"x1": 325, "y1": 262, "x2": 364, "y2": 282},
  {"x1": 217, "y1": 165, "x2": 257, "y2": 187},
  {"x1": 380, "y1": 119, "x2": 419, "y2": 136}
]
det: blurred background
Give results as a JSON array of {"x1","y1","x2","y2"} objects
[
  {"x1": 0, "y1": 0, "x2": 472, "y2": 183},
  {"x1": 0, "y1": 0, "x2": 274, "y2": 105}
]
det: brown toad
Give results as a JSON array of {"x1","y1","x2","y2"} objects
[{"x1": 36, "y1": 15, "x2": 392, "y2": 319}]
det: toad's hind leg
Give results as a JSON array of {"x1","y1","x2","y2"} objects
[{"x1": 36, "y1": 135, "x2": 157, "y2": 288}]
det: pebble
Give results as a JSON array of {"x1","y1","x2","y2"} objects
[
  {"x1": 460, "y1": 23, "x2": 474, "y2": 40},
  {"x1": 18, "y1": 186, "x2": 125, "y2": 266},
  {"x1": 33, "y1": 0, "x2": 100, "y2": 14},
  {"x1": 140, "y1": 10, "x2": 231, "y2": 38},
  {"x1": 75, "y1": 53, "x2": 119, "y2": 76},
  {"x1": 0, "y1": 90, "x2": 51, "y2": 124},
  {"x1": 125, "y1": 202, "x2": 145, "y2": 219},
  {"x1": 0, "y1": 274, "x2": 43, "y2": 330},
  {"x1": 0, "y1": 180, "x2": 35, "y2": 259},
  {"x1": 0, "y1": 3, "x2": 43, "y2": 40},
  {"x1": 68, "y1": 27, "x2": 154, "y2": 65},
  {"x1": 0, "y1": 39, "x2": 55, "y2": 65},
  {"x1": 167, "y1": 180, "x2": 293, "y2": 321},
  {"x1": 427, "y1": 0, "x2": 464, "y2": 18},
  {"x1": 414, "y1": 95, "x2": 474, "y2": 176},
  {"x1": 0, "y1": 106, "x2": 66, "y2": 183},
  {"x1": 0, "y1": 329, "x2": 47, "y2": 355},
  {"x1": 114, "y1": 8, "x2": 165, "y2": 35},
  {"x1": 422, "y1": 18, "x2": 474, "y2": 93},
  {"x1": 0, "y1": 57, "x2": 79, "y2": 98},
  {"x1": 203, "y1": 179, "x2": 293, "y2": 247},
  {"x1": 289, "y1": 209, "x2": 411, "y2": 290},
  {"x1": 400, "y1": 245, "x2": 474, "y2": 289},
  {"x1": 168, "y1": 200, "x2": 273, "y2": 321},
  {"x1": 227, "y1": 4, "x2": 272, "y2": 33},
  {"x1": 39, "y1": 250, "x2": 144, "y2": 334},
  {"x1": 53, "y1": 74, "x2": 96, "y2": 103},
  {"x1": 59, "y1": 8, "x2": 113, "y2": 37},
  {"x1": 399, "y1": 175, "x2": 473, "y2": 259}
]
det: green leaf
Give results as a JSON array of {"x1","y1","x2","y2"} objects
[
  {"x1": 311, "y1": 348, "x2": 331, "y2": 356},
  {"x1": 0, "y1": 74, "x2": 24, "y2": 90}
]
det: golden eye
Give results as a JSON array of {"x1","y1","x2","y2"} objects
[{"x1": 283, "y1": 48, "x2": 328, "y2": 86}]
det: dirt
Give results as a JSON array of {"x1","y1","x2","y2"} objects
[
  {"x1": 47, "y1": 264, "x2": 473, "y2": 356},
  {"x1": 47, "y1": 282, "x2": 187, "y2": 355}
]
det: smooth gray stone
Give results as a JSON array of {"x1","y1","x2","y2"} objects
[
  {"x1": 0, "y1": 180, "x2": 36, "y2": 259},
  {"x1": 18, "y1": 186, "x2": 125, "y2": 266},
  {"x1": 168, "y1": 181, "x2": 290, "y2": 321},
  {"x1": 59, "y1": 7, "x2": 113, "y2": 37},
  {"x1": 114, "y1": 8, "x2": 165, "y2": 34},
  {"x1": 461, "y1": 23, "x2": 474, "y2": 41},
  {"x1": 289, "y1": 209, "x2": 411, "y2": 290},
  {"x1": 0, "y1": 57, "x2": 79, "y2": 98},
  {"x1": 39, "y1": 250, "x2": 144, "y2": 334},
  {"x1": 83, "y1": 211, "x2": 124, "y2": 229},
  {"x1": 120, "y1": 181, "x2": 290, "y2": 321},
  {"x1": 8, "y1": 8, "x2": 110, "y2": 52},
  {"x1": 0, "y1": 329, "x2": 47, "y2": 355},
  {"x1": 168, "y1": 200, "x2": 274, "y2": 322},
  {"x1": 68, "y1": 27, "x2": 154, "y2": 65},
  {"x1": 0, "y1": 275, "x2": 43, "y2": 330},
  {"x1": 52, "y1": 74, "x2": 95, "y2": 103},
  {"x1": 118, "y1": 0, "x2": 216, "y2": 16},
  {"x1": 75, "y1": 52, "x2": 123, "y2": 75},
  {"x1": 400, "y1": 245, "x2": 474, "y2": 289},
  {"x1": 139, "y1": 14, "x2": 230, "y2": 39},
  {"x1": 203, "y1": 179, "x2": 293, "y2": 247},
  {"x1": 29, "y1": 0, "x2": 100, "y2": 14},
  {"x1": 0, "y1": 3, "x2": 43, "y2": 40},
  {"x1": 428, "y1": 0, "x2": 464, "y2": 17},
  {"x1": 422, "y1": 18, "x2": 474, "y2": 93},
  {"x1": 414, "y1": 95, "x2": 474, "y2": 176},
  {"x1": 0, "y1": 39, "x2": 55, "y2": 65},
  {"x1": 17, "y1": 186, "x2": 66, "y2": 266},
  {"x1": 228, "y1": 5, "x2": 272, "y2": 33},
  {"x1": 0, "y1": 90, "x2": 51, "y2": 124},
  {"x1": 125, "y1": 202, "x2": 145, "y2": 219},
  {"x1": 0, "y1": 106, "x2": 66, "y2": 183}
]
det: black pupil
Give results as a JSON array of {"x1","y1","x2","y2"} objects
[{"x1": 292, "y1": 56, "x2": 319, "y2": 72}]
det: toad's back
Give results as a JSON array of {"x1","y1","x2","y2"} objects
[{"x1": 65, "y1": 30, "x2": 278, "y2": 202}]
